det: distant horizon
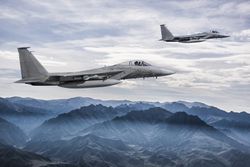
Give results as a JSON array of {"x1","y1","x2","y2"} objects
[{"x1": 3, "y1": 95, "x2": 248, "y2": 113}]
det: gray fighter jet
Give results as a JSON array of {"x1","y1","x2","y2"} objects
[
  {"x1": 15, "y1": 47, "x2": 174, "y2": 88},
  {"x1": 160, "y1": 24, "x2": 229, "y2": 43}
]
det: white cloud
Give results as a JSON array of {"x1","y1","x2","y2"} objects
[{"x1": 0, "y1": 0, "x2": 249, "y2": 112}]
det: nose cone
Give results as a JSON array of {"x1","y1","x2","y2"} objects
[
  {"x1": 159, "y1": 69, "x2": 175, "y2": 76},
  {"x1": 219, "y1": 34, "x2": 230, "y2": 38}
]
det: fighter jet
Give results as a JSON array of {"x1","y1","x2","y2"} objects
[
  {"x1": 15, "y1": 47, "x2": 174, "y2": 88},
  {"x1": 160, "y1": 24, "x2": 229, "y2": 43}
]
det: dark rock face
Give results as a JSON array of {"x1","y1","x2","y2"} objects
[
  {"x1": 165, "y1": 112, "x2": 208, "y2": 126},
  {"x1": 0, "y1": 143, "x2": 49, "y2": 167},
  {"x1": 0, "y1": 143, "x2": 76, "y2": 167}
]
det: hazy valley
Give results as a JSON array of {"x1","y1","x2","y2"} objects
[{"x1": 1, "y1": 97, "x2": 250, "y2": 167}]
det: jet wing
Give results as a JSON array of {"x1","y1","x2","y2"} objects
[
  {"x1": 177, "y1": 33, "x2": 207, "y2": 41},
  {"x1": 50, "y1": 69, "x2": 125, "y2": 82}
]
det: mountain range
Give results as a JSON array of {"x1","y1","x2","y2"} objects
[
  {"x1": 1, "y1": 96, "x2": 250, "y2": 167},
  {"x1": 0, "y1": 97, "x2": 52, "y2": 133},
  {"x1": 30, "y1": 104, "x2": 123, "y2": 141},
  {"x1": 26, "y1": 108, "x2": 250, "y2": 167}
]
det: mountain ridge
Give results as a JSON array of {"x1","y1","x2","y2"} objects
[
  {"x1": 0, "y1": 117, "x2": 27, "y2": 147},
  {"x1": 1, "y1": 96, "x2": 250, "y2": 167}
]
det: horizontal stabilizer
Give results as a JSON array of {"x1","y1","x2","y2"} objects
[{"x1": 15, "y1": 77, "x2": 48, "y2": 83}]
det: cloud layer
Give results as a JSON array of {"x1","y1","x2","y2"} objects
[{"x1": 0, "y1": 0, "x2": 250, "y2": 112}]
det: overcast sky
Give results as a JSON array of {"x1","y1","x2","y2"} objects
[{"x1": 0, "y1": 0, "x2": 250, "y2": 112}]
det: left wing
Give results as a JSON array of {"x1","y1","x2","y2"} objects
[{"x1": 49, "y1": 69, "x2": 125, "y2": 82}]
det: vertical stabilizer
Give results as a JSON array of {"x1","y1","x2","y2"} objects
[
  {"x1": 17, "y1": 47, "x2": 48, "y2": 80},
  {"x1": 160, "y1": 24, "x2": 174, "y2": 40}
]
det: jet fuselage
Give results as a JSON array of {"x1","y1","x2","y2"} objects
[
  {"x1": 160, "y1": 24, "x2": 229, "y2": 43},
  {"x1": 16, "y1": 48, "x2": 174, "y2": 88}
]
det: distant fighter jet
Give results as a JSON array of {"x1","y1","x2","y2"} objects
[
  {"x1": 160, "y1": 24, "x2": 229, "y2": 43},
  {"x1": 15, "y1": 47, "x2": 174, "y2": 88}
]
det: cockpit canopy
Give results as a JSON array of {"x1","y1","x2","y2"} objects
[
  {"x1": 118, "y1": 60, "x2": 151, "y2": 66},
  {"x1": 132, "y1": 60, "x2": 151, "y2": 66},
  {"x1": 211, "y1": 30, "x2": 219, "y2": 33}
]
